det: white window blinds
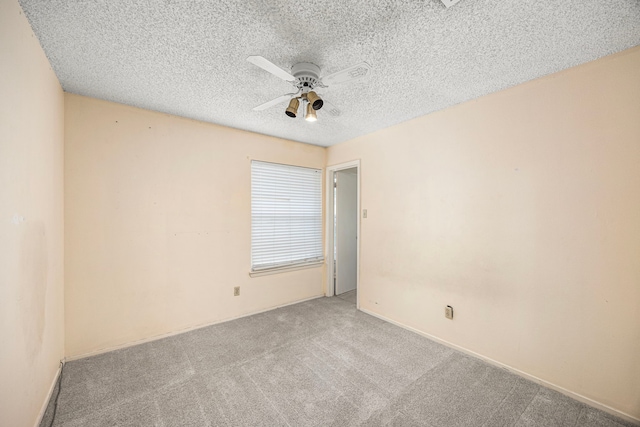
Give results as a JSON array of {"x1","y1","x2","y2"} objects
[{"x1": 251, "y1": 161, "x2": 324, "y2": 272}]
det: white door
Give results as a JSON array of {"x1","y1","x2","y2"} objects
[{"x1": 335, "y1": 169, "x2": 357, "y2": 295}]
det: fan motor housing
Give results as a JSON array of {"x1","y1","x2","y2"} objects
[{"x1": 291, "y1": 62, "x2": 321, "y2": 89}]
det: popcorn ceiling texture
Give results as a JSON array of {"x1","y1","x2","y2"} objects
[{"x1": 18, "y1": 0, "x2": 640, "y2": 146}]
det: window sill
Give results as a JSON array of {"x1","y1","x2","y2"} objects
[{"x1": 249, "y1": 261, "x2": 324, "y2": 278}]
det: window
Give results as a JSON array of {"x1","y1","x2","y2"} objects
[{"x1": 251, "y1": 160, "x2": 323, "y2": 273}]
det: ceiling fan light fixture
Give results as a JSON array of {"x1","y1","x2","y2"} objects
[
  {"x1": 305, "y1": 102, "x2": 317, "y2": 122},
  {"x1": 247, "y1": 57, "x2": 361, "y2": 120},
  {"x1": 306, "y1": 91, "x2": 323, "y2": 110},
  {"x1": 285, "y1": 98, "x2": 299, "y2": 117}
]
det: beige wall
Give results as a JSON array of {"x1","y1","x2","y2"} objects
[
  {"x1": 64, "y1": 94, "x2": 326, "y2": 357},
  {"x1": 328, "y1": 47, "x2": 640, "y2": 420},
  {"x1": 0, "y1": 1, "x2": 65, "y2": 426}
]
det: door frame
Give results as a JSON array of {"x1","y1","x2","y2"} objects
[{"x1": 325, "y1": 159, "x2": 361, "y2": 309}]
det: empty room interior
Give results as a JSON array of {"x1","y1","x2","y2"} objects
[{"x1": 2, "y1": 0, "x2": 640, "y2": 426}]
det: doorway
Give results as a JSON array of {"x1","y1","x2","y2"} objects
[{"x1": 326, "y1": 160, "x2": 360, "y2": 308}]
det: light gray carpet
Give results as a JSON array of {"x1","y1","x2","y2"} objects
[
  {"x1": 40, "y1": 296, "x2": 635, "y2": 427},
  {"x1": 336, "y1": 289, "x2": 357, "y2": 305}
]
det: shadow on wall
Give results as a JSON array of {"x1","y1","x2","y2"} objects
[{"x1": 19, "y1": 221, "x2": 48, "y2": 361}]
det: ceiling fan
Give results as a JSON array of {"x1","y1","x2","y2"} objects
[{"x1": 247, "y1": 56, "x2": 372, "y2": 122}]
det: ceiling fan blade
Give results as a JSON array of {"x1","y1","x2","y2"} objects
[
  {"x1": 321, "y1": 99, "x2": 342, "y2": 117},
  {"x1": 253, "y1": 93, "x2": 297, "y2": 111},
  {"x1": 247, "y1": 56, "x2": 295, "y2": 82},
  {"x1": 321, "y1": 62, "x2": 371, "y2": 86}
]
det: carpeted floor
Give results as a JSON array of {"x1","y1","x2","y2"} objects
[
  {"x1": 40, "y1": 296, "x2": 635, "y2": 427},
  {"x1": 336, "y1": 289, "x2": 357, "y2": 304}
]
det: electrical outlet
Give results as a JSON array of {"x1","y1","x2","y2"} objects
[
  {"x1": 363, "y1": 209, "x2": 367, "y2": 218},
  {"x1": 234, "y1": 286, "x2": 240, "y2": 296},
  {"x1": 445, "y1": 305, "x2": 454, "y2": 319}
]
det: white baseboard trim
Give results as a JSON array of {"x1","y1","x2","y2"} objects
[
  {"x1": 34, "y1": 360, "x2": 63, "y2": 427},
  {"x1": 359, "y1": 307, "x2": 640, "y2": 426},
  {"x1": 65, "y1": 294, "x2": 325, "y2": 362}
]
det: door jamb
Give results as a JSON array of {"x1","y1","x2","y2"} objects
[{"x1": 325, "y1": 159, "x2": 361, "y2": 309}]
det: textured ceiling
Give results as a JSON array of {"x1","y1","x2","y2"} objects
[{"x1": 19, "y1": 0, "x2": 640, "y2": 146}]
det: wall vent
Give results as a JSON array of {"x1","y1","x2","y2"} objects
[{"x1": 440, "y1": 0, "x2": 464, "y2": 8}]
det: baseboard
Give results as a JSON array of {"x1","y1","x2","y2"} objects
[
  {"x1": 34, "y1": 360, "x2": 63, "y2": 427},
  {"x1": 359, "y1": 307, "x2": 640, "y2": 426},
  {"x1": 65, "y1": 294, "x2": 325, "y2": 362}
]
